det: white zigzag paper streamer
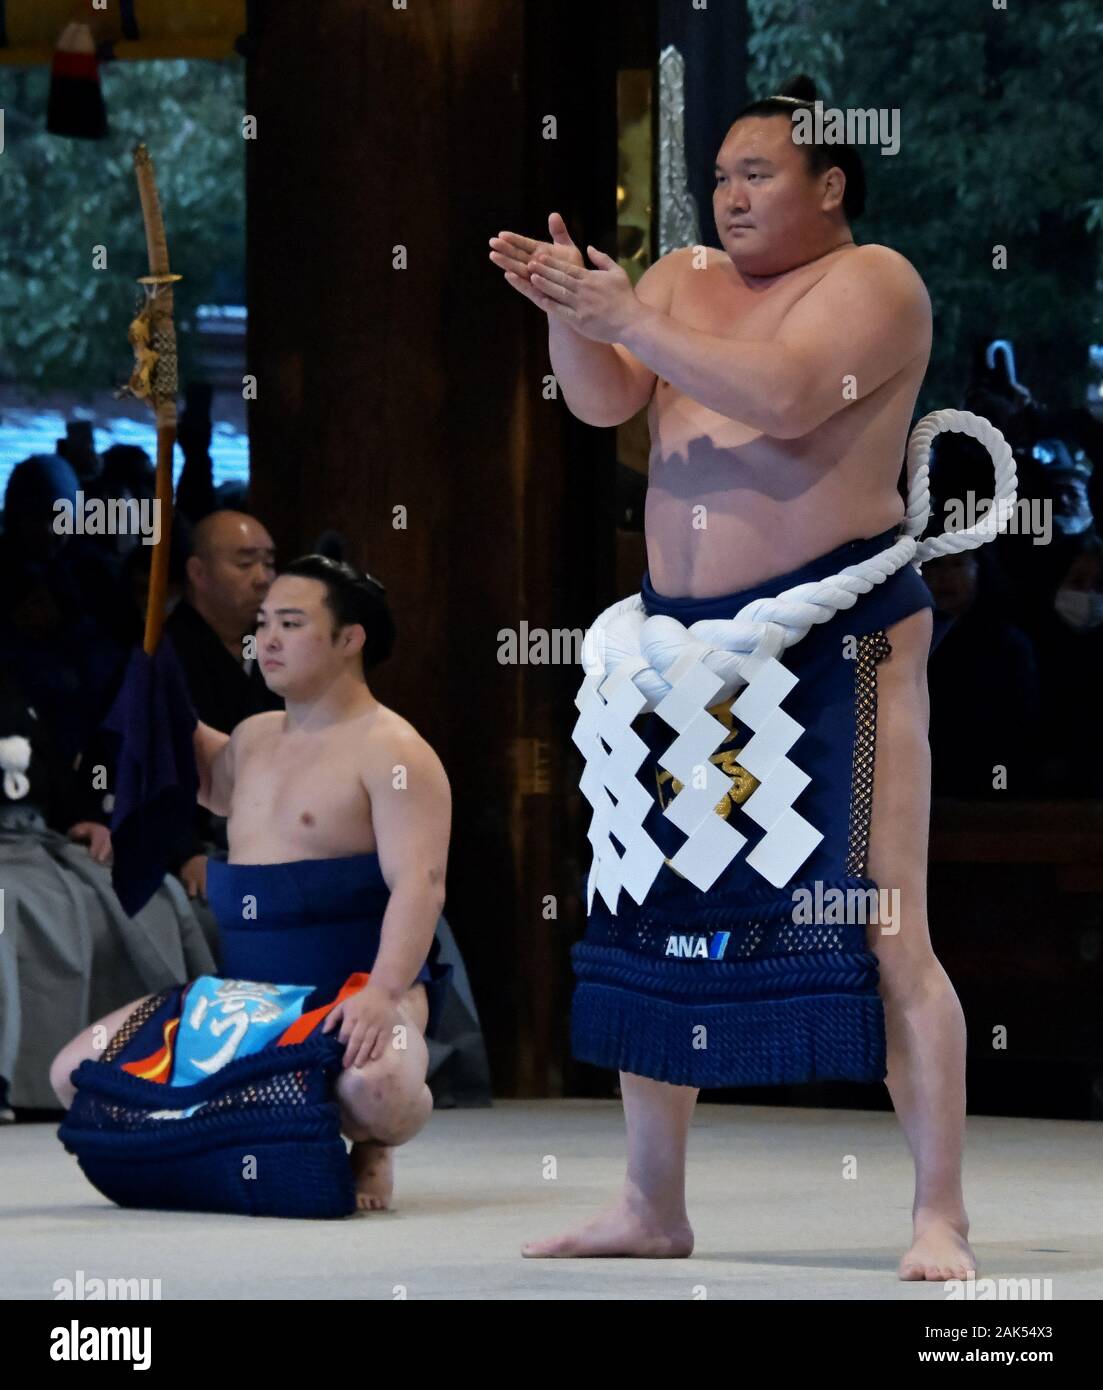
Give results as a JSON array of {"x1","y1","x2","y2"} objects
[
  {"x1": 572, "y1": 658, "x2": 664, "y2": 915},
  {"x1": 652, "y1": 647, "x2": 747, "y2": 892},
  {"x1": 731, "y1": 655, "x2": 821, "y2": 887}
]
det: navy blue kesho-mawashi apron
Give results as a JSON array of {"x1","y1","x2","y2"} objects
[{"x1": 571, "y1": 528, "x2": 935, "y2": 1088}]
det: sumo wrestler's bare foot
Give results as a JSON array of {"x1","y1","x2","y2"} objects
[
  {"x1": 350, "y1": 1140, "x2": 395, "y2": 1211},
  {"x1": 899, "y1": 1208, "x2": 976, "y2": 1281},
  {"x1": 521, "y1": 1186, "x2": 694, "y2": 1258}
]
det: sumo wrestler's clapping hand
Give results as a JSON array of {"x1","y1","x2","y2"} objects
[
  {"x1": 489, "y1": 211, "x2": 642, "y2": 344},
  {"x1": 489, "y1": 210, "x2": 584, "y2": 308},
  {"x1": 322, "y1": 979, "x2": 403, "y2": 1068}
]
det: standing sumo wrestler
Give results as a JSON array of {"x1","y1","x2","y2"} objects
[{"x1": 492, "y1": 74, "x2": 978, "y2": 1280}]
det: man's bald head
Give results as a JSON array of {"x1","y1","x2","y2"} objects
[
  {"x1": 191, "y1": 510, "x2": 268, "y2": 561},
  {"x1": 186, "y1": 510, "x2": 276, "y2": 640}
]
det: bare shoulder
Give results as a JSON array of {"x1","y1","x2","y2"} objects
[
  {"x1": 829, "y1": 242, "x2": 930, "y2": 307},
  {"x1": 360, "y1": 706, "x2": 449, "y2": 790},
  {"x1": 650, "y1": 245, "x2": 697, "y2": 274},
  {"x1": 634, "y1": 245, "x2": 696, "y2": 308},
  {"x1": 232, "y1": 709, "x2": 283, "y2": 753}
]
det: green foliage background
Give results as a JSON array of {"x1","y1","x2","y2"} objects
[
  {"x1": 747, "y1": 0, "x2": 1103, "y2": 412},
  {"x1": 0, "y1": 58, "x2": 245, "y2": 396}
]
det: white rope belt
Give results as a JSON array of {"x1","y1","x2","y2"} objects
[{"x1": 573, "y1": 409, "x2": 1017, "y2": 915}]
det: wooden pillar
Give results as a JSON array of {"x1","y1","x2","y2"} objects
[{"x1": 246, "y1": 0, "x2": 623, "y2": 1093}]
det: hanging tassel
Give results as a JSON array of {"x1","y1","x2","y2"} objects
[
  {"x1": 46, "y1": 12, "x2": 107, "y2": 140},
  {"x1": 0, "y1": 735, "x2": 32, "y2": 800}
]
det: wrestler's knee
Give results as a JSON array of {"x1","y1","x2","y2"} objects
[
  {"x1": 339, "y1": 1068, "x2": 433, "y2": 1146},
  {"x1": 50, "y1": 1031, "x2": 93, "y2": 1108},
  {"x1": 49, "y1": 1044, "x2": 79, "y2": 1109},
  {"x1": 49, "y1": 994, "x2": 155, "y2": 1110},
  {"x1": 373, "y1": 1081, "x2": 433, "y2": 1146},
  {"x1": 339, "y1": 1020, "x2": 429, "y2": 1106},
  {"x1": 336, "y1": 1033, "x2": 424, "y2": 1103}
]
